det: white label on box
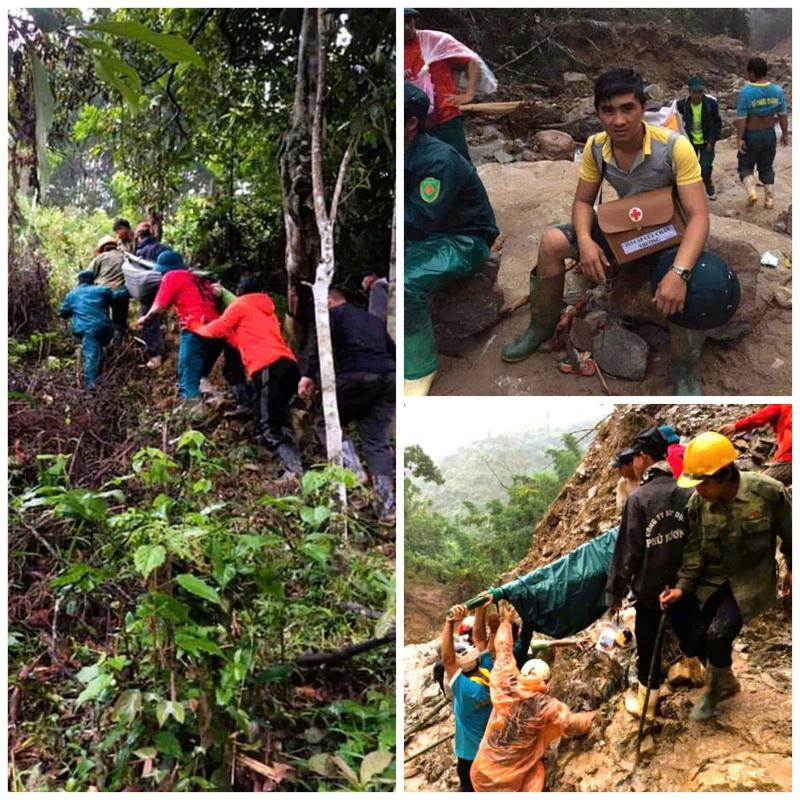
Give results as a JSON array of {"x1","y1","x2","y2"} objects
[{"x1": 620, "y1": 224, "x2": 678, "y2": 255}]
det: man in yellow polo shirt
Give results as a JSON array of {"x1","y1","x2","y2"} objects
[{"x1": 502, "y1": 68, "x2": 734, "y2": 395}]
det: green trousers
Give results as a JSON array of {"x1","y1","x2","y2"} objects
[
  {"x1": 428, "y1": 115, "x2": 471, "y2": 162},
  {"x1": 405, "y1": 233, "x2": 490, "y2": 380}
]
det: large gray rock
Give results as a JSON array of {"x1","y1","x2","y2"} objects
[
  {"x1": 563, "y1": 71, "x2": 589, "y2": 84},
  {"x1": 432, "y1": 255, "x2": 504, "y2": 356},
  {"x1": 592, "y1": 323, "x2": 649, "y2": 380}
]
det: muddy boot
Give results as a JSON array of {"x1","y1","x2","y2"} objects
[
  {"x1": 764, "y1": 184, "x2": 775, "y2": 209},
  {"x1": 404, "y1": 371, "x2": 437, "y2": 397},
  {"x1": 624, "y1": 684, "x2": 659, "y2": 721},
  {"x1": 669, "y1": 324, "x2": 705, "y2": 396},
  {"x1": 224, "y1": 383, "x2": 252, "y2": 419},
  {"x1": 274, "y1": 441, "x2": 303, "y2": 479},
  {"x1": 109, "y1": 330, "x2": 125, "y2": 349},
  {"x1": 705, "y1": 181, "x2": 716, "y2": 201},
  {"x1": 373, "y1": 475, "x2": 396, "y2": 523},
  {"x1": 501, "y1": 271, "x2": 565, "y2": 363},
  {"x1": 342, "y1": 438, "x2": 367, "y2": 483},
  {"x1": 690, "y1": 665, "x2": 739, "y2": 721},
  {"x1": 742, "y1": 174, "x2": 758, "y2": 207}
]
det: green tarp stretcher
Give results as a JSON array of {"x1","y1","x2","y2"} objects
[{"x1": 466, "y1": 528, "x2": 619, "y2": 663}]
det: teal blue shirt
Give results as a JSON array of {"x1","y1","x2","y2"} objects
[
  {"x1": 450, "y1": 652, "x2": 493, "y2": 760},
  {"x1": 736, "y1": 82, "x2": 786, "y2": 119}
]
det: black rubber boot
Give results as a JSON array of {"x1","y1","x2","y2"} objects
[
  {"x1": 669, "y1": 324, "x2": 705, "y2": 396},
  {"x1": 501, "y1": 271, "x2": 565, "y2": 363},
  {"x1": 373, "y1": 475, "x2": 396, "y2": 523}
]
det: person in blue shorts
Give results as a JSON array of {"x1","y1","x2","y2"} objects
[
  {"x1": 735, "y1": 57, "x2": 789, "y2": 210},
  {"x1": 441, "y1": 599, "x2": 495, "y2": 791}
]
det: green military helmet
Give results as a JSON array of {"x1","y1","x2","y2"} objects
[
  {"x1": 405, "y1": 81, "x2": 430, "y2": 120},
  {"x1": 648, "y1": 249, "x2": 740, "y2": 330}
]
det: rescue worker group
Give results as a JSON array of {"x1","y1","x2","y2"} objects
[
  {"x1": 404, "y1": 5, "x2": 789, "y2": 396},
  {"x1": 432, "y1": 408, "x2": 791, "y2": 791},
  {"x1": 57, "y1": 219, "x2": 396, "y2": 521}
]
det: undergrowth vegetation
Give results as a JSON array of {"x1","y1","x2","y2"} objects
[{"x1": 10, "y1": 431, "x2": 395, "y2": 791}]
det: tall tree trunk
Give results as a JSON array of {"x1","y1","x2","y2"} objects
[
  {"x1": 278, "y1": 9, "x2": 320, "y2": 348},
  {"x1": 309, "y1": 8, "x2": 344, "y2": 477},
  {"x1": 387, "y1": 202, "x2": 396, "y2": 342}
]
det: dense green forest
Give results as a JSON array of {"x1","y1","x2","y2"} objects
[
  {"x1": 405, "y1": 434, "x2": 583, "y2": 595},
  {"x1": 414, "y1": 419, "x2": 599, "y2": 515},
  {"x1": 9, "y1": 8, "x2": 395, "y2": 792}
]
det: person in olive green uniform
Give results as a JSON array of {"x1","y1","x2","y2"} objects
[
  {"x1": 677, "y1": 75, "x2": 722, "y2": 200},
  {"x1": 660, "y1": 432, "x2": 791, "y2": 721},
  {"x1": 404, "y1": 81, "x2": 499, "y2": 395}
]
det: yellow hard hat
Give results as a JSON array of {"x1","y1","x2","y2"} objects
[
  {"x1": 677, "y1": 432, "x2": 738, "y2": 488},
  {"x1": 96, "y1": 235, "x2": 118, "y2": 252}
]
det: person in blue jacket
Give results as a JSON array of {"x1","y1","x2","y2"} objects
[{"x1": 58, "y1": 270, "x2": 115, "y2": 389}]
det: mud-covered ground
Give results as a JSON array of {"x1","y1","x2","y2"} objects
[{"x1": 431, "y1": 137, "x2": 792, "y2": 397}]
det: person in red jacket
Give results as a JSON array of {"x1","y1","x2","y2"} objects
[
  {"x1": 187, "y1": 275, "x2": 304, "y2": 478},
  {"x1": 719, "y1": 404, "x2": 791, "y2": 486}
]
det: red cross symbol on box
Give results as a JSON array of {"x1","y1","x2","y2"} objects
[{"x1": 629, "y1": 207, "x2": 643, "y2": 223}]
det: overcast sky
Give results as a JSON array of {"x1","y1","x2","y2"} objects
[{"x1": 402, "y1": 398, "x2": 615, "y2": 460}]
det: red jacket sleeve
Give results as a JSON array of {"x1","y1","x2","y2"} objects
[
  {"x1": 193, "y1": 302, "x2": 241, "y2": 340},
  {"x1": 734, "y1": 405, "x2": 780, "y2": 432},
  {"x1": 153, "y1": 272, "x2": 177, "y2": 310}
]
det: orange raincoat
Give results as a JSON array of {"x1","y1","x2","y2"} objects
[{"x1": 470, "y1": 622, "x2": 594, "y2": 792}]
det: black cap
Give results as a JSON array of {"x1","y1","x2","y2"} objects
[
  {"x1": 405, "y1": 81, "x2": 430, "y2": 121},
  {"x1": 611, "y1": 448, "x2": 637, "y2": 468},
  {"x1": 631, "y1": 427, "x2": 668, "y2": 460}
]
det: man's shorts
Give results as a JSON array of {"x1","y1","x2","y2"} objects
[{"x1": 554, "y1": 218, "x2": 616, "y2": 263}]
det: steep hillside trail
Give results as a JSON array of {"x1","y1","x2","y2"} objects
[
  {"x1": 10, "y1": 326, "x2": 397, "y2": 791},
  {"x1": 403, "y1": 404, "x2": 791, "y2": 792}
]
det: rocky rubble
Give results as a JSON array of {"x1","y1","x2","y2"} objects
[{"x1": 404, "y1": 404, "x2": 791, "y2": 791}]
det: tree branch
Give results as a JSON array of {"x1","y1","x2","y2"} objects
[
  {"x1": 329, "y1": 134, "x2": 357, "y2": 228},
  {"x1": 295, "y1": 630, "x2": 395, "y2": 668}
]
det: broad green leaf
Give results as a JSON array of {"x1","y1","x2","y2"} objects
[
  {"x1": 302, "y1": 542, "x2": 330, "y2": 566},
  {"x1": 133, "y1": 544, "x2": 166, "y2": 578},
  {"x1": 155, "y1": 699, "x2": 185, "y2": 727},
  {"x1": 89, "y1": 21, "x2": 204, "y2": 67},
  {"x1": 255, "y1": 664, "x2": 293, "y2": 684},
  {"x1": 50, "y1": 563, "x2": 91, "y2": 588},
  {"x1": 93, "y1": 54, "x2": 142, "y2": 110},
  {"x1": 300, "y1": 505, "x2": 331, "y2": 528},
  {"x1": 154, "y1": 730, "x2": 182, "y2": 758},
  {"x1": 175, "y1": 631, "x2": 222, "y2": 656},
  {"x1": 175, "y1": 574, "x2": 220, "y2": 605},
  {"x1": 28, "y1": 9, "x2": 62, "y2": 33},
  {"x1": 30, "y1": 53, "x2": 54, "y2": 196},
  {"x1": 302, "y1": 471, "x2": 329, "y2": 495},
  {"x1": 133, "y1": 747, "x2": 157, "y2": 760},
  {"x1": 360, "y1": 751, "x2": 393, "y2": 784},
  {"x1": 111, "y1": 689, "x2": 142, "y2": 723},
  {"x1": 75, "y1": 673, "x2": 114, "y2": 708},
  {"x1": 308, "y1": 753, "x2": 332, "y2": 775},
  {"x1": 75, "y1": 664, "x2": 100, "y2": 684}
]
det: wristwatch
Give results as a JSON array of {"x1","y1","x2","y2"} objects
[{"x1": 670, "y1": 266, "x2": 692, "y2": 283}]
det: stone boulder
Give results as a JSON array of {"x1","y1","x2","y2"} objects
[
  {"x1": 534, "y1": 130, "x2": 575, "y2": 161},
  {"x1": 563, "y1": 71, "x2": 589, "y2": 84},
  {"x1": 592, "y1": 323, "x2": 649, "y2": 380},
  {"x1": 692, "y1": 756, "x2": 784, "y2": 792},
  {"x1": 431, "y1": 254, "x2": 504, "y2": 357}
]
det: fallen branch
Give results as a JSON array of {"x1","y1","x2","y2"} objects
[
  {"x1": 460, "y1": 100, "x2": 524, "y2": 115},
  {"x1": 404, "y1": 698, "x2": 449, "y2": 741},
  {"x1": 295, "y1": 629, "x2": 395, "y2": 668},
  {"x1": 404, "y1": 732, "x2": 454, "y2": 763}
]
